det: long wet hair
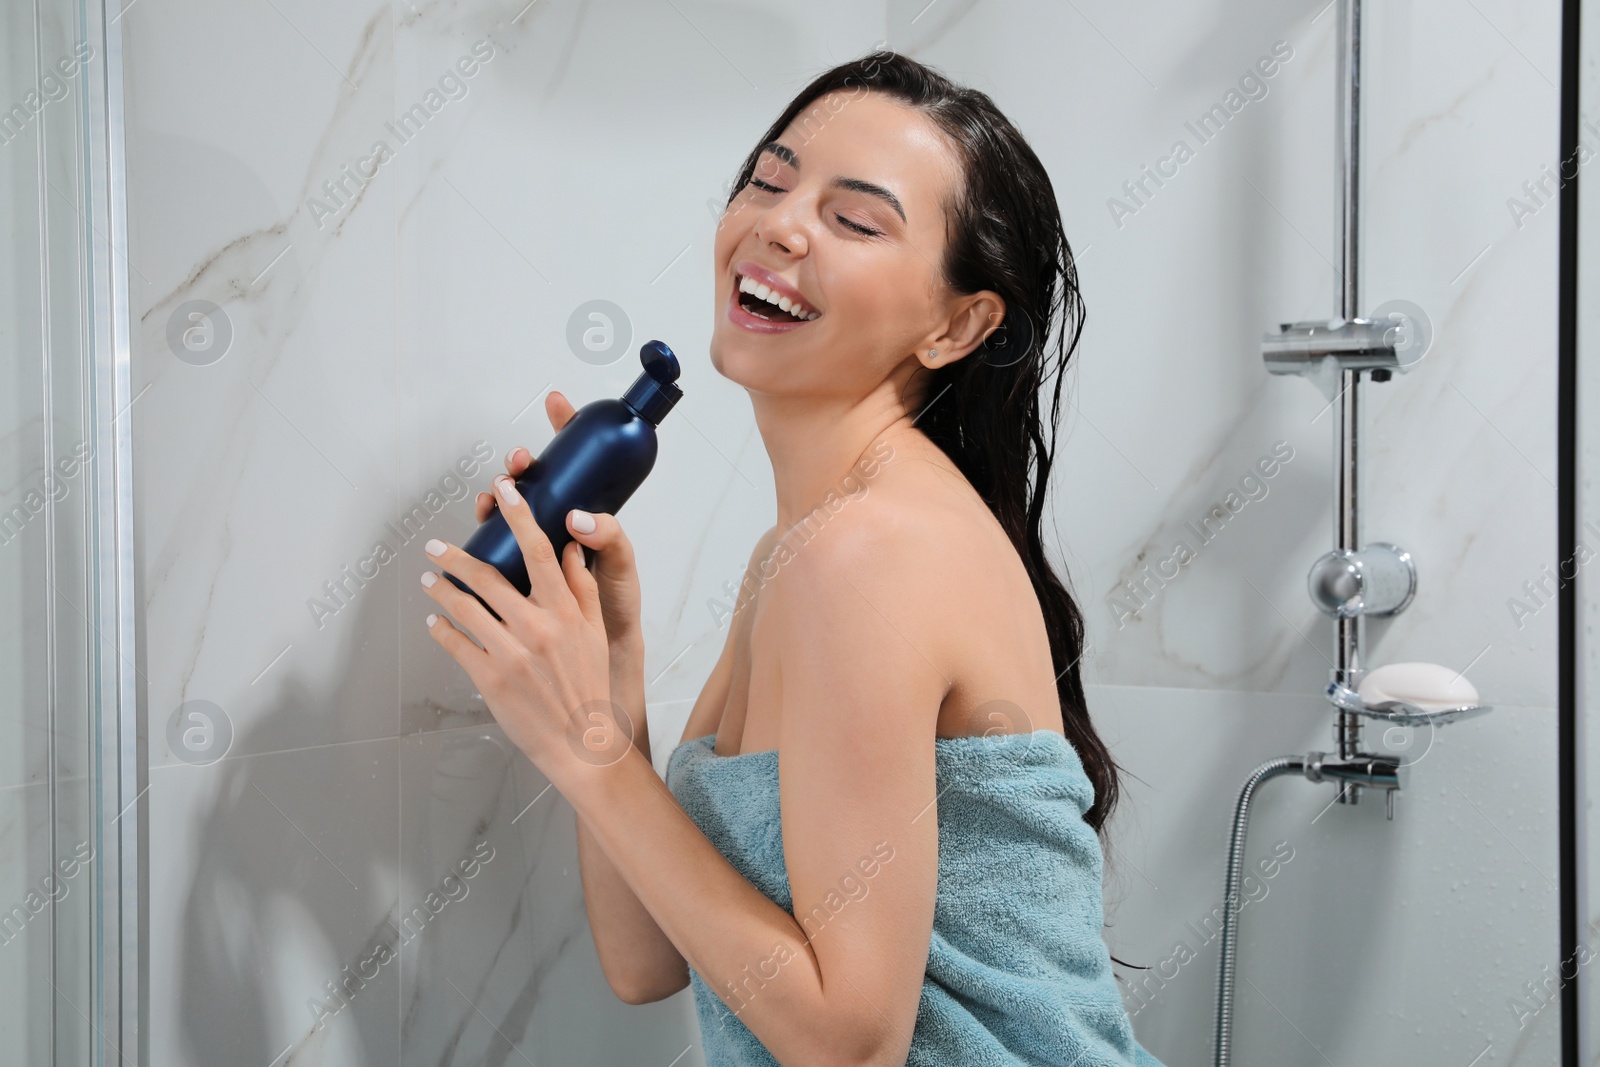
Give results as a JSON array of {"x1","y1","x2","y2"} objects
[{"x1": 723, "y1": 51, "x2": 1127, "y2": 839}]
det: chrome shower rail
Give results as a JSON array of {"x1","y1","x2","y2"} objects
[
  {"x1": 1214, "y1": 1, "x2": 1489, "y2": 1063},
  {"x1": 1218, "y1": 4, "x2": 1379, "y2": 1054},
  {"x1": 1332, "y1": 0, "x2": 1366, "y2": 786}
]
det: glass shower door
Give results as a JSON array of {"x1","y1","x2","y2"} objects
[{"x1": 0, "y1": 0, "x2": 139, "y2": 1062}]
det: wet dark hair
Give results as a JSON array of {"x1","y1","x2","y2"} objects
[{"x1": 723, "y1": 53, "x2": 1127, "y2": 846}]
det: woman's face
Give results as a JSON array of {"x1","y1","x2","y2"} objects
[{"x1": 710, "y1": 90, "x2": 999, "y2": 402}]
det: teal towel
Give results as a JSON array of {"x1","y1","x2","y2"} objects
[{"x1": 664, "y1": 729, "x2": 1166, "y2": 1066}]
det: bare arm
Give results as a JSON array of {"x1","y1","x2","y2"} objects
[
  {"x1": 574, "y1": 626, "x2": 686, "y2": 1004},
  {"x1": 555, "y1": 519, "x2": 946, "y2": 1064},
  {"x1": 578, "y1": 526, "x2": 778, "y2": 1004},
  {"x1": 476, "y1": 403, "x2": 775, "y2": 1006}
]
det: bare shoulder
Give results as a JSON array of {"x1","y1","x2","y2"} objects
[
  {"x1": 771, "y1": 444, "x2": 1011, "y2": 654},
  {"x1": 749, "y1": 522, "x2": 783, "y2": 572},
  {"x1": 808, "y1": 442, "x2": 1003, "y2": 568}
]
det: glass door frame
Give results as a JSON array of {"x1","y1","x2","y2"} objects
[
  {"x1": 1560, "y1": 0, "x2": 1588, "y2": 1064},
  {"x1": 80, "y1": 0, "x2": 143, "y2": 1061}
]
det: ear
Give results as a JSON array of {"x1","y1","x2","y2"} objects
[{"x1": 918, "y1": 290, "x2": 1005, "y2": 370}]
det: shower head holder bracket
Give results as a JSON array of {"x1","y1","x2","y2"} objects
[
  {"x1": 1262, "y1": 318, "x2": 1412, "y2": 376},
  {"x1": 1308, "y1": 542, "x2": 1417, "y2": 618}
]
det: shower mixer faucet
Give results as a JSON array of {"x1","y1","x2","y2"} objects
[{"x1": 1303, "y1": 749, "x2": 1406, "y2": 819}]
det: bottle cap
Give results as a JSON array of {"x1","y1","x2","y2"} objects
[{"x1": 621, "y1": 340, "x2": 683, "y2": 426}]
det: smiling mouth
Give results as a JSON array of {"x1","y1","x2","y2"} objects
[{"x1": 734, "y1": 273, "x2": 819, "y2": 324}]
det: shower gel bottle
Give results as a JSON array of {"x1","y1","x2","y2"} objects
[{"x1": 448, "y1": 340, "x2": 682, "y2": 615}]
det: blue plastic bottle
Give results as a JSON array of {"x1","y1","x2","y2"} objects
[{"x1": 449, "y1": 340, "x2": 682, "y2": 614}]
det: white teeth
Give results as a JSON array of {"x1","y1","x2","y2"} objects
[{"x1": 738, "y1": 274, "x2": 817, "y2": 320}]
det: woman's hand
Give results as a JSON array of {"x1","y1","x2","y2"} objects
[
  {"x1": 421, "y1": 476, "x2": 624, "y2": 772},
  {"x1": 475, "y1": 391, "x2": 646, "y2": 657}
]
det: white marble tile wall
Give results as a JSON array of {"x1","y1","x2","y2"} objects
[{"x1": 120, "y1": 0, "x2": 1565, "y2": 1063}]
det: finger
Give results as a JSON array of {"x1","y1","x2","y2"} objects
[
  {"x1": 562, "y1": 538, "x2": 603, "y2": 630},
  {"x1": 422, "y1": 566, "x2": 562, "y2": 702},
  {"x1": 485, "y1": 449, "x2": 534, "y2": 521},
  {"x1": 546, "y1": 390, "x2": 577, "y2": 432},
  {"x1": 503, "y1": 446, "x2": 533, "y2": 478},
  {"x1": 419, "y1": 563, "x2": 506, "y2": 645},
  {"x1": 422, "y1": 535, "x2": 532, "y2": 628},
  {"x1": 565, "y1": 510, "x2": 637, "y2": 586},
  {"x1": 423, "y1": 608, "x2": 490, "y2": 673},
  {"x1": 490, "y1": 476, "x2": 569, "y2": 605}
]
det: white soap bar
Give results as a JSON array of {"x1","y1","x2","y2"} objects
[{"x1": 1357, "y1": 662, "x2": 1479, "y2": 712}]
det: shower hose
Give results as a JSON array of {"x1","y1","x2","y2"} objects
[{"x1": 1213, "y1": 755, "x2": 1306, "y2": 1067}]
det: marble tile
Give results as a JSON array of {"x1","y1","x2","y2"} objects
[
  {"x1": 128, "y1": 0, "x2": 405, "y2": 763},
  {"x1": 395, "y1": 724, "x2": 703, "y2": 1065},
  {"x1": 1093, "y1": 683, "x2": 1560, "y2": 1066},
  {"x1": 147, "y1": 737, "x2": 401, "y2": 1067}
]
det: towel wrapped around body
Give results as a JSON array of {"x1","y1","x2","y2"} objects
[{"x1": 663, "y1": 728, "x2": 1166, "y2": 1066}]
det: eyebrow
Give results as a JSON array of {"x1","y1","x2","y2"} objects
[
  {"x1": 759, "y1": 140, "x2": 800, "y2": 168},
  {"x1": 756, "y1": 141, "x2": 907, "y2": 223},
  {"x1": 834, "y1": 177, "x2": 907, "y2": 223}
]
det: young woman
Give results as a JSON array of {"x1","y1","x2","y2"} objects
[{"x1": 420, "y1": 50, "x2": 1164, "y2": 1066}]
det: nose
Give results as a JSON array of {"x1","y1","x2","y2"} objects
[{"x1": 752, "y1": 193, "x2": 810, "y2": 258}]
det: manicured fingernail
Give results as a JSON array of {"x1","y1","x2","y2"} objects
[
  {"x1": 569, "y1": 509, "x2": 596, "y2": 533},
  {"x1": 425, "y1": 538, "x2": 447, "y2": 557},
  {"x1": 425, "y1": 613, "x2": 438, "y2": 628},
  {"x1": 420, "y1": 572, "x2": 437, "y2": 588},
  {"x1": 497, "y1": 478, "x2": 523, "y2": 507}
]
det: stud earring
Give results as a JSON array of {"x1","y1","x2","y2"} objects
[{"x1": 929, "y1": 348, "x2": 939, "y2": 361}]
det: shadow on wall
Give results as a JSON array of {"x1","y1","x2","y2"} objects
[{"x1": 166, "y1": 531, "x2": 700, "y2": 1065}]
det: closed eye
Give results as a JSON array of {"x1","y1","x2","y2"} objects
[
  {"x1": 837, "y1": 215, "x2": 881, "y2": 237},
  {"x1": 747, "y1": 175, "x2": 881, "y2": 236}
]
